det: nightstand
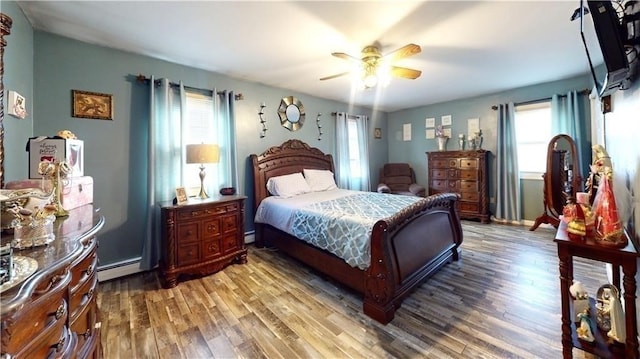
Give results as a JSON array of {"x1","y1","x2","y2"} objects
[{"x1": 159, "y1": 195, "x2": 247, "y2": 288}]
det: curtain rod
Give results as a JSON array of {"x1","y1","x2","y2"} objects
[
  {"x1": 135, "y1": 74, "x2": 244, "y2": 101},
  {"x1": 491, "y1": 88, "x2": 590, "y2": 110}
]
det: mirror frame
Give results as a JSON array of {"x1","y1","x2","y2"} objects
[
  {"x1": 0, "y1": 13, "x2": 13, "y2": 188},
  {"x1": 278, "y1": 96, "x2": 305, "y2": 132},
  {"x1": 531, "y1": 134, "x2": 582, "y2": 230}
]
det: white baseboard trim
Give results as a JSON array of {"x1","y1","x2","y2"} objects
[
  {"x1": 97, "y1": 257, "x2": 142, "y2": 282},
  {"x1": 490, "y1": 217, "x2": 555, "y2": 230},
  {"x1": 97, "y1": 232, "x2": 256, "y2": 282}
]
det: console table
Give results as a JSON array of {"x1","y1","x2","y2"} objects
[
  {"x1": 554, "y1": 221, "x2": 639, "y2": 358},
  {"x1": 1, "y1": 205, "x2": 104, "y2": 359}
]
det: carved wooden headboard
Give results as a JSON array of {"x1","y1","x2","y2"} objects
[{"x1": 250, "y1": 139, "x2": 334, "y2": 212}]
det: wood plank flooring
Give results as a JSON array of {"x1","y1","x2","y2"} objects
[{"x1": 98, "y1": 221, "x2": 611, "y2": 358}]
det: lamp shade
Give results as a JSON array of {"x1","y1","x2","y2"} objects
[{"x1": 186, "y1": 144, "x2": 219, "y2": 164}]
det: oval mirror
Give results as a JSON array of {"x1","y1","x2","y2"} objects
[
  {"x1": 530, "y1": 134, "x2": 582, "y2": 231},
  {"x1": 278, "y1": 96, "x2": 305, "y2": 131}
]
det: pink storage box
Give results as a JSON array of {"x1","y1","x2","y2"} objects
[{"x1": 5, "y1": 176, "x2": 94, "y2": 211}]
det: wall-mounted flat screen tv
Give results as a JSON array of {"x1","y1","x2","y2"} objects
[{"x1": 580, "y1": 0, "x2": 631, "y2": 98}]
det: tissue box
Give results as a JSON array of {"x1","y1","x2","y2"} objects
[
  {"x1": 5, "y1": 176, "x2": 93, "y2": 211},
  {"x1": 27, "y1": 137, "x2": 84, "y2": 179}
]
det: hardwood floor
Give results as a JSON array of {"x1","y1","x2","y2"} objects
[{"x1": 98, "y1": 221, "x2": 611, "y2": 358}]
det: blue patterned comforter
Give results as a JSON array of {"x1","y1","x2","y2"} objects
[{"x1": 290, "y1": 192, "x2": 422, "y2": 269}]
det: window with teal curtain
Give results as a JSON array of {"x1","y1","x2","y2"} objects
[
  {"x1": 335, "y1": 112, "x2": 370, "y2": 191},
  {"x1": 140, "y1": 78, "x2": 237, "y2": 270}
]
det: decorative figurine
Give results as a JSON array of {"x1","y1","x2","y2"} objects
[
  {"x1": 607, "y1": 285, "x2": 626, "y2": 343},
  {"x1": 570, "y1": 281, "x2": 589, "y2": 322},
  {"x1": 577, "y1": 310, "x2": 595, "y2": 342},
  {"x1": 593, "y1": 168, "x2": 625, "y2": 247},
  {"x1": 458, "y1": 133, "x2": 465, "y2": 150}
]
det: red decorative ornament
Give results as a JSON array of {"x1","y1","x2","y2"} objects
[{"x1": 593, "y1": 174, "x2": 626, "y2": 247}]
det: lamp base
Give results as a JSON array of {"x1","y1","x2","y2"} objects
[{"x1": 198, "y1": 165, "x2": 209, "y2": 199}]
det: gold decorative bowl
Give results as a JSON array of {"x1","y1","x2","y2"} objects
[{"x1": 0, "y1": 188, "x2": 54, "y2": 231}]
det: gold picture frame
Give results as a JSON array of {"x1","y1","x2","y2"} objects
[
  {"x1": 175, "y1": 187, "x2": 188, "y2": 205},
  {"x1": 72, "y1": 90, "x2": 113, "y2": 120}
]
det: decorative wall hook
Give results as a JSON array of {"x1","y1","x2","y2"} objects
[
  {"x1": 259, "y1": 102, "x2": 268, "y2": 138},
  {"x1": 316, "y1": 113, "x2": 323, "y2": 141}
]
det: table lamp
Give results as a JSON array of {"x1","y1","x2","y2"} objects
[{"x1": 186, "y1": 144, "x2": 219, "y2": 199}]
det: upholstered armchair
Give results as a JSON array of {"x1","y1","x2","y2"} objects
[{"x1": 377, "y1": 163, "x2": 425, "y2": 197}]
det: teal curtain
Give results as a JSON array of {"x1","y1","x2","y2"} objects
[
  {"x1": 140, "y1": 78, "x2": 185, "y2": 270},
  {"x1": 551, "y1": 90, "x2": 590, "y2": 185},
  {"x1": 495, "y1": 103, "x2": 521, "y2": 222},
  {"x1": 139, "y1": 80, "x2": 238, "y2": 270},
  {"x1": 213, "y1": 89, "x2": 239, "y2": 190},
  {"x1": 335, "y1": 112, "x2": 370, "y2": 191}
]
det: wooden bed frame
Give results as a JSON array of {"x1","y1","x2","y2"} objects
[{"x1": 250, "y1": 139, "x2": 463, "y2": 324}]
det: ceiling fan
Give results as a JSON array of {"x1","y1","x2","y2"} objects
[{"x1": 320, "y1": 43, "x2": 422, "y2": 88}]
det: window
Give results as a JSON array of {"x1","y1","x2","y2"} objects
[
  {"x1": 514, "y1": 101, "x2": 551, "y2": 178},
  {"x1": 183, "y1": 91, "x2": 218, "y2": 193}
]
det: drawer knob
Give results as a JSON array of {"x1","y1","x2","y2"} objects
[
  {"x1": 55, "y1": 304, "x2": 65, "y2": 320},
  {"x1": 87, "y1": 289, "x2": 94, "y2": 300},
  {"x1": 55, "y1": 335, "x2": 66, "y2": 352},
  {"x1": 86, "y1": 264, "x2": 94, "y2": 276},
  {"x1": 78, "y1": 183, "x2": 83, "y2": 192},
  {"x1": 83, "y1": 329, "x2": 92, "y2": 339}
]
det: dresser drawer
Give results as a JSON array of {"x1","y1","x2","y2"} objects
[
  {"x1": 460, "y1": 202, "x2": 480, "y2": 212},
  {"x1": 176, "y1": 205, "x2": 227, "y2": 221},
  {"x1": 70, "y1": 249, "x2": 97, "y2": 294},
  {"x1": 430, "y1": 169, "x2": 448, "y2": 180},
  {"x1": 459, "y1": 170, "x2": 478, "y2": 180},
  {"x1": 459, "y1": 158, "x2": 478, "y2": 169},
  {"x1": 431, "y1": 179, "x2": 449, "y2": 191},
  {"x1": 70, "y1": 274, "x2": 97, "y2": 320},
  {"x1": 430, "y1": 159, "x2": 457, "y2": 168},
  {"x1": 177, "y1": 222, "x2": 200, "y2": 243},
  {"x1": 177, "y1": 242, "x2": 200, "y2": 265},
  {"x1": 222, "y1": 214, "x2": 237, "y2": 234},
  {"x1": 460, "y1": 192, "x2": 480, "y2": 201},
  {"x1": 222, "y1": 234, "x2": 240, "y2": 253},
  {"x1": 202, "y1": 238, "x2": 222, "y2": 259},
  {"x1": 459, "y1": 180, "x2": 478, "y2": 192},
  {"x1": 70, "y1": 292, "x2": 98, "y2": 352},
  {"x1": 202, "y1": 218, "x2": 221, "y2": 239},
  {"x1": 2, "y1": 271, "x2": 71, "y2": 355}
]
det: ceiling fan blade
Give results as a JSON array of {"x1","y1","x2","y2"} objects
[
  {"x1": 331, "y1": 52, "x2": 360, "y2": 61},
  {"x1": 391, "y1": 66, "x2": 422, "y2": 79},
  {"x1": 320, "y1": 72, "x2": 350, "y2": 81},
  {"x1": 384, "y1": 43, "x2": 421, "y2": 62}
]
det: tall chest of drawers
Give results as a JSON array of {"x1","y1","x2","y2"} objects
[
  {"x1": 427, "y1": 150, "x2": 490, "y2": 223},
  {"x1": 1, "y1": 205, "x2": 104, "y2": 359},
  {"x1": 160, "y1": 195, "x2": 247, "y2": 288}
]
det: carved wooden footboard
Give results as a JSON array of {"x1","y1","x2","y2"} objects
[{"x1": 251, "y1": 140, "x2": 463, "y2": 324}]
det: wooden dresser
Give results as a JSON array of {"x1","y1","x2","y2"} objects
[
  {"x1": 159, "y1": 195, "x2": 247, "y2": 288},
  {"x1": 1, "y1": 204, "x2": 104, "y2": 359},
  {"x1": 427, "y1": 150, "x2": 491, "y2": 223}
]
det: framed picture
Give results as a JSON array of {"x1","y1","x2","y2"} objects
[
  {"x1": 374, "y1": 128, "x2": 382, "y2": 139},
  {"x1": 441, "y1": 115, "x2": 452, "y2": 126},
  {"x1": 175, "y1": 187, "x2": 188, "y2": 205},
  {"x1": 72, "y1": 90, "x2": 114, "y2": 120}
]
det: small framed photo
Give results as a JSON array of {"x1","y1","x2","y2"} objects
[
  {"x1": 374, "y1": 128, "x2": 382, "y2": 139},
  {"x1": 441, "y1": 115, "x2": 452, "y2": 126},
  {"x1": 72, "y1": 90, "x2": 114, "y2": 120},
  {"x1": 175, "y1": 187, "x2": 188, "y2": 205}
]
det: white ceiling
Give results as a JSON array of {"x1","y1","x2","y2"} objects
[{"x1": 16, "y1": 0, "x2": 595, "y2": 112}]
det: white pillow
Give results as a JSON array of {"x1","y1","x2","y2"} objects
[
  {"x1": 303, "y1": 169, "x2": 338, "y2": 192},
  {"x1": 266, "y1": 172, "x2": 312, "y2": 198}
]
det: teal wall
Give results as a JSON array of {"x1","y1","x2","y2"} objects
[
  {"x1": 5, "y1": 23, "x2": 389, "y2": 266},
  {"x1": 2, "y1": 1, "x2": 33, "y2": 180},
  {"x1": 387, "y1": 75, "x2": 593, "y2": 221}
]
